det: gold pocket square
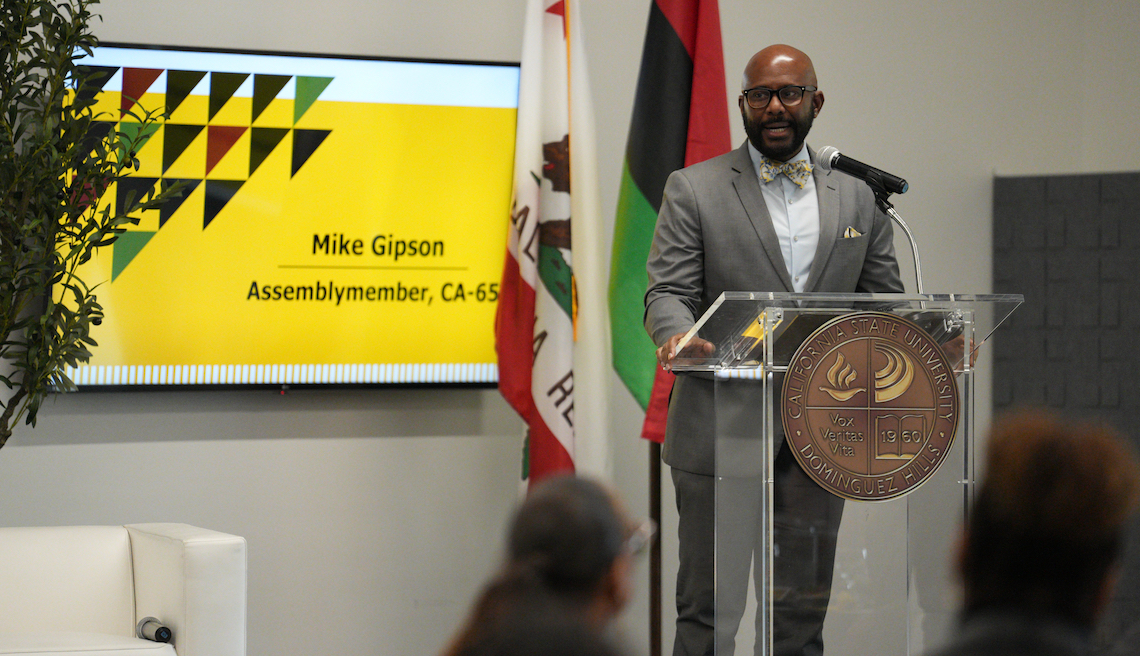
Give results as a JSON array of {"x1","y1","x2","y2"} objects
[{"x1": 843, "y1": 227, "x2": 863, "y2": 238}]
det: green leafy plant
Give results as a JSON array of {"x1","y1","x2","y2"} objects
[{"x1": 1, "y1": 0, "x2": 178, "y2": 448}]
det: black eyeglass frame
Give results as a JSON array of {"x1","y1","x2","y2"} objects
[{"x1": 742, "y1": 84, "x2": 818, "y2": 109}]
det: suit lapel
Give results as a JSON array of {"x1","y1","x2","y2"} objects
[
  {"x1": 730, "y1": 144, "x2": 794, "y2": 292},
  {"x1": 805, "y1": 147, "x2": 839, "y2": 292}
]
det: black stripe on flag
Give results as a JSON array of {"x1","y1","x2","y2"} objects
[{"x1": 624, "y1": 1, "x2": 694, "y2": 213}]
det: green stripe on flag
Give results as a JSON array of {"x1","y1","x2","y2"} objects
[
  {"x1": 623, "y1": 0, "x2": 692, "y2": 212},
  {"x1": 609, "y1": 161, "x2": 662, "y2": 409}
]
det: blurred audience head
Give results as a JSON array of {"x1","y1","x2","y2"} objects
[
  {"x1": 503, "y1": 474, "x2": 647, "y2": 621},
  {"x1": 960, "y1": 411, "x2": 1140, "y2": 625},
  {"x1": 449, "y1": 606, "x2": 626, "y2": 656},
  {"x1": 442, "y1": 475, "x2": 652, "y2": 656}
]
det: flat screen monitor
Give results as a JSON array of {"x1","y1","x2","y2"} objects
[{"x1": 65, "y1": 44, "x2": 519, "y2": 389}]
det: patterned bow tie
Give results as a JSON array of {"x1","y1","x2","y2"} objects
[{"x1": 759, "y1": 158, "x2": 813, "y2": 189}]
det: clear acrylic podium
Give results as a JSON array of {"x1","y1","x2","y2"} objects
[{"x1": 671, "y1": 292, "x2": 1022, "y2": 656}]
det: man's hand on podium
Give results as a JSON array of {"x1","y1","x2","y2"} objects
[
  {"x1": 941, "y1": 334, "x2": 977, "y2": 375},
  {"x1": 657, "y1": 332, "x2": 715, "y2": 371}
]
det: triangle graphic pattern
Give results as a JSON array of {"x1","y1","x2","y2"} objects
[
  {"x1": 159, "y1": 179, "x2": 203, "y2": 227},
  {"x1": 111, "y1": 231, "x2": 156, "y2": 281},
  {"x1": 294, "y1": 77, "x2": 333, "y2": 124},
  {"x1": 76, "y1": 66, "x2": 120, "y2": 104},
  {"x1": 115, "y1": 176, "x2": 159, "y2": 216},
  {"x1": 204, "y1": 180, "x2": 244, "y2": 228},
  {"x1": 117, "y1": 122, "x2": 159, "y2": 164},
  {"x1": 292, "y1": 129, "x2": 331, "y2": 178},
  {"x1": 121, "y1": 68, "x2": 163, "y2": 116},
  {"x1": 79, "y1": 121, "x2": 116, "y2": 168},
  {"x1": 84, "y1": 63, "x2": 333, "y2": 278},
  {"x1": 209, "y1": 72, "x2": 250, "y2": 121},
  {"x1": 206, "y1": 125, "x2": 248, "y2": 175},
  {"x1": 166, "y1": 70, "x2": 207, "y2": 116},
  {"x1": 162, "y1": 124, "x2": 205, "y2": 173},
  {"x1": 249, "y1": 127, "x2": 289, "y2": 175},
  {"x1": 252, "y1": 75, "x2": 292, "y2": 123}
]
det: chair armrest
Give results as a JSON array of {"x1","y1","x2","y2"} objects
[{"x1": 126, "y1": 524, "x2": 247, "y2": 656}]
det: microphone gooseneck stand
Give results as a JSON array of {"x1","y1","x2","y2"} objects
[
  {"x1": 866, "y1": 171, "x2": 924, "y2": 295},
  {"x1": 864, "y1": 173, "x2": 968, "y2": 340}
]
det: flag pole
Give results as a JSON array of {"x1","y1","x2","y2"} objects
[
  {"x1": 608, "y1": 3, "x2": 730, "y2": 653},
  {"x1": 650, "y1": 441, "x2": 662, "y2": 656}
]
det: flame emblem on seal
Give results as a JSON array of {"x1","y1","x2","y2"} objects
[
  {"x1": 818, "y1": 342, "x2": 917, "y2": 403},
  {"x1": 819, "y1": 353, "x2": 866, "y2": 401}
]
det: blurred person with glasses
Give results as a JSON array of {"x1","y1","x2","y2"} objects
[
  {"x1": 441, "y1": 475, "x2": 654, "y2": 656},
  {"x1": 646, "y1": 44, "x2": 904, "y2": 656}
]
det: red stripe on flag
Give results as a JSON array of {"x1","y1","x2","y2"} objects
[
  {"x1": 528, "y1": 418, "x2": 576, "y2": 488},
  {"x1": 495, "y1": 250, "x2": 537, "y2": 421},
  {"x1": 654, "y1": 0, "x2": 698, "y2": 58},
  {"x1": 640, "y1": 0, "x2": 730, "y2": 441},
  {"x1": 496, "y1": 248, "x2": 575, "y2": 483},
  {"x1": 685, "y1": 0, "x2": 731, "y2": 167},
  {"x1": 496, "y1": 249, "x2": 575, "y2": 483},
  {"x1": 641, "y1": 368, "x2": 674, "y2": 443}
]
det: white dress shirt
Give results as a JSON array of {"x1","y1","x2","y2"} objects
[{"x1": 746, "y1": 141, "x2": 819, "y2": 292}]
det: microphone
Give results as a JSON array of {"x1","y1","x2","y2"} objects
[
  {"x1": 137, "y1": 617, "x2": 173, "y2": 643},
  {"x1": 817, "y1": 146, "x2": 909, "y2": 195}
]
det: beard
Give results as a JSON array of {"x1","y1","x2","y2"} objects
[{"x1": 743, "y1": 109, "x2": 814, "y2": 162}]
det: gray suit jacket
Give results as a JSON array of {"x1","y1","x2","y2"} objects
[{"x1": 644, "y1": 142, "x2": 904, "y2": 476}]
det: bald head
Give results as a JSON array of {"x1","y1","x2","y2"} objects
[
  {"x1": 742, "y1": 44, "x2": 817, "y2": 90},
  {"x1": 738, "y1": 44, "x2": 823, "y2": 161}
]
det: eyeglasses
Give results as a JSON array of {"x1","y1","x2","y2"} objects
[
  {"x1": 742, "y1": 85, "x2": 817, "y2": 109},
  {"x1": 624, "y1": 518, "x2": 657, "y2": 557}
]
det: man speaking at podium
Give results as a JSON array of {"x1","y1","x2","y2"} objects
[{"x1": 645, "y1": 45, "x2": 904, "y2": 656}]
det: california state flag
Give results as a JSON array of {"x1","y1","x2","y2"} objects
[{"x1": 496, "y1": 0, "x2": 609, "y2": 488}]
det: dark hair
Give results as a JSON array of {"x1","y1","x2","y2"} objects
[
  {"x1": 504, "y1": 475, "x2": 627, "y2": 598},
  {"x1": 449, "y1": 603, "x2": 625, "y2": 656},
  {"x1": 441, "y1": 476, "x2": 630, "y2": 656},
  {"x1": 961, "y1": 412, "x2": 1140, "y2": 624}
]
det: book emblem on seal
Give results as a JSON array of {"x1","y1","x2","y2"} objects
[{"x1": 781, "y1": 311, "x2": 959, "y2": 501}]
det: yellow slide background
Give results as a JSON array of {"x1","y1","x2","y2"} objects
[{"x1": 76, "y1": 89, "x2": 515, "y2": 369}]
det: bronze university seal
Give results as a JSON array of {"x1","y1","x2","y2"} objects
[{"x1": 781, "y1": 312, "x2": 959, "y2": 501}]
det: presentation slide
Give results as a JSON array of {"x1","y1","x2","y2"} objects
[{"x1": 65, "y1": 45, "x2": 518, "y2": 388}]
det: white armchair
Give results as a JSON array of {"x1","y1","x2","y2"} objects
[{"x1": 0, "y1": 524, "x2": 246, "y2": 656}]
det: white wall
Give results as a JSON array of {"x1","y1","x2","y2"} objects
[{"x1": 1, "y1": 1, "x2": 1138, "y2": 655}]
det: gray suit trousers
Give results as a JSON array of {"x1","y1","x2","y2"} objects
[{"x1": 671, "y1": 443, "x2": 844, "y2": 656}]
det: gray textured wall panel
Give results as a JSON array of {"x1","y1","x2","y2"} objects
[{"x1": 992, "y1": 171, "x2": 1140, "y2": 655}]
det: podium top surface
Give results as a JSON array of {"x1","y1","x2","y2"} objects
[{"x1": 670, "y1": 292, "x2": 1023, "y2": 372}]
